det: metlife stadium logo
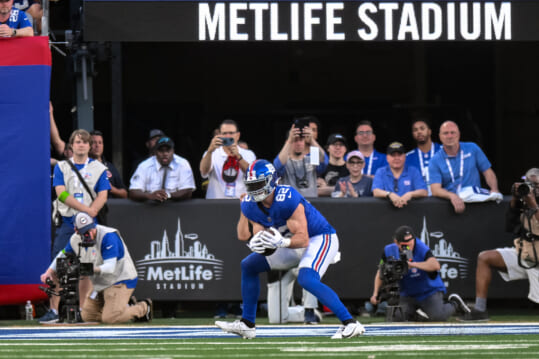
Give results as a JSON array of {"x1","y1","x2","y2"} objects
[
  {"x1": 419, "y1": 217, "x2": 469, "y2": 288},
  {"x1": 135, "y1": 218, "x2": 223, "y2": 293}
]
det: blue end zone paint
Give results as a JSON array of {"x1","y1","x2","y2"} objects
[{"x1": 2, "y1": 324, "x2": 539, "y2": 340}]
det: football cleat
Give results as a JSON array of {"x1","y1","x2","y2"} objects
[
  {"x1": 331, "y1": 321, "x2": 365, "y2": 339},
  {"x1": 215, "y1": 320, "x2": 256, "y2": 339}
]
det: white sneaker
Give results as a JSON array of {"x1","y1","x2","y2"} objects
[
  {"x1": 215, "y1": 320, "x2": 256, "y2": 339},
  {"x1": 331, "y1": 321, "x2": 365, "y2": 339},
  {"x1": 331, "y1": 325, "x2": 345, "y2": 339}
]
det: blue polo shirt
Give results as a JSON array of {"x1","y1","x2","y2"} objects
[
  {"x1": 405, "y1": 143, "x2": 443, "y2": 177},
  {"x1": 372, "y1": 165, "x2": 426, "y2": 196},
  {"x1": 360, "y1": 149, "x2": 387, "y2": 176},
  {"x1": 1, "y1": 9, "x2": 31, "y2": 29},
  {"x1": 428, "y1": 142, "x2": 491, "y2": 193}
]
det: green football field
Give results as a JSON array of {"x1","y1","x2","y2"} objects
[
  {"x1": 1, "y1": 335, "x2": 539, "y2": 359},
  {"x1": 2, "y1": 319, "x2": 539, "y2": 359}
]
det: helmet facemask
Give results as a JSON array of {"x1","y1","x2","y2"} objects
[{"x1": 245, "y1": 175, "x2": 273, "y2": 202}]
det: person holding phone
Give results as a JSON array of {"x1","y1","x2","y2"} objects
[
  {"x1": 273, "y1": 117, "x2": 327, "y2": 198},
  {"x1": 200, "y1": 119, "x2": 256, "y2": 199}
]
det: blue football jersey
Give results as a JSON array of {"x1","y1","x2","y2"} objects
[{"x1": 241, "y1": 185, "x2": 335, "y2": 237}]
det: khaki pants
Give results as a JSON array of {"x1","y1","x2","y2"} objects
[{"x1": 81, "y1": 284, "x2": 147, "y2": 324}]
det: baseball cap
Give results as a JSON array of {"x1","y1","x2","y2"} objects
[
  {"x1": 345, "y1": 150, "x2": 364, "y2": 162},
  {"x1": 326, "y1": 133, "x2": 347, "y2": 146},
  {"x1": 148, "y1": 129, "x2": 165, "y2": 140},
  {"x1": 393, "y1": 225, "x2": 415, "y2": 242},
  {"x1": 387, "y1": 141, "x2": 406, "y2": 155},
  {"x1": 75, "y1": 212, "x2": 96, "y2": 235},
  {"x1": 155, "y1": 136, "x2": 174, "y2": 150}
]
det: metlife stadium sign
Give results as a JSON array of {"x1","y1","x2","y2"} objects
[{"x1": 83, "y1": 1, "x2": 539, "y2": 42}]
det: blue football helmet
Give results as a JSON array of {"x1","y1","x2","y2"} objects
[{"x1": 244, "y1": 159, "x2": 277, "y2": 202}]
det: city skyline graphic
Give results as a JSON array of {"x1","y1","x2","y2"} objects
[
  {"x1": 420, "y1": 216, "x2": 469, "y2": 280},
  {"x1": 136, "y1": 217, "x2": 223, "y2": 282},
  {"x1": 141, "y1": 218, "x2": 219, "y2": 261}
]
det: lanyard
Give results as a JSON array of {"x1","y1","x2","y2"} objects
[
  {"x1": 363, "y1": 154, "x2": 373, "y2": 175},
  {"x1": 417, "y1": 145, "x2": 435, "y2": 176},
  {"x1": 444, "y1": 150, "x2": 464, "y2": 188}
]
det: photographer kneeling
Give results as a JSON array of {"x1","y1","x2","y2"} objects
[
  {"x1": 461, "y1": 168, "x2": 539, "y2": 321},
  {"x1": 370, "y1": 225, "x2": 470, "y2": 321},
  {"x1": 40, "y1": 212, "x2": 153, "y2": 324}
]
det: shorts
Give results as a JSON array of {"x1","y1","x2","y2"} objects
[
  {"x1": 496, "y1": 247, "x2": 539, "y2": 303},
  {"x1": 266, "y1": 233, "x2": 339, "y2": 278}
]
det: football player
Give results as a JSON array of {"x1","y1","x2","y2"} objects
[{"x1": 216, "y1": 159, "x2": 364, "y2": 339}]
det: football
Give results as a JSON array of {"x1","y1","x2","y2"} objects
[
  {"x1": 262, "y1": 228, "x2": 277, "y2": 256},
  {"x1": 262, "y1": 247, "x2": 276, "y2": 256}
]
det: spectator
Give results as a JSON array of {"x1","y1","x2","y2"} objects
[
  {"x1": 40, "y1": 212, "x2": 153, "y2": 324},
  {"x1": 129, "y1": 136, "x2": 195, "y2": 202},
  {"x1": 405, "y1": 118, "x2": 442, "y2": 195},
  {"x1": 429, "y1": 121, "x2": 500, "y2": 213},
  {"x1": 318, "y1": 134, "x2": 349, "y2": 197},
  {"x1": 0, "y1": 0, "x2": 33, "y2": 37},
  {"x1": 274, "y1": 122, "x2": 327, "y2": 198},
  {"x1": 131, "y1": 129, "x2": 166, "y2": 172},
  {"x1": 353, "y1": 120, "x2": 387, "y2": 177},
  {"x1": 146, "y1": 129, "x2": 165, "y2": 156},
  {"x1": 90, "y1": 130, "x2": 128, "y2": 199},
  {"x1": 13, "y1": 0, "x2": 41, "y2": 33},
  {"x1": 200, "y1": 119, "x2": 256, "y2": 199},
  {"x1": 334, "y1": 150, "x2": 373, "y2": 198},
  {"x1": 40, "y1": 129, "x2": 111, "y2": 323},
  {"x1": 460, "y1": 168, "x2": 539, "y2": 321},
  {"x1": 370, "y1": 226, "x2": 470, "y2": 321},
  {"x1": 373, "y1": 142, "x2": 427, "y2": 208}
]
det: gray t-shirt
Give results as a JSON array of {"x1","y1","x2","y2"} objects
[
  {"x1": 279, "y1": 157, "x2": 319, "y2": 198},
  {"x1": 334, "y1": 175, "x2": 373, "y2": 197}
]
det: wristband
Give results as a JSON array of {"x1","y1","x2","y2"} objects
[{"x1": 58, "y1": 191, "x2": 70, "y2": 203}]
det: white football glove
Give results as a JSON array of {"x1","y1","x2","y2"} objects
[
  {"x1": 259, "y1": 228, "x2": 291, "y2": 249},
  {"x1": 247, "y1": 231, "x2": 267, "y2": 254}
]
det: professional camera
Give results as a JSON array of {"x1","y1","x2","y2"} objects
[
  {"x1": 378, "y1": 248, "x2": 411, "y2": 306},
  {"x1": 39, "y1": 251, "x2": 93, "y2": 323},
  {"x1": 513, "y1": 182, "x2": 534, "y2": 198}
]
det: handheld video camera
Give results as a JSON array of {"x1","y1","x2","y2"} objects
[
  {"x1": 378, "y1": 247, "x2": 411, "y2": 305},
  {"x1": 39, "y1": 251, "x2": 93, "y2": 323}
]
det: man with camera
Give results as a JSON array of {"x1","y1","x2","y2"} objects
[
  {"x1": 273, "y1": 117, "x2": 327, "y2": 198},
  {"x1": 40, "y1": 212, "x2": 153, "y2": 324},
  {"x1": 200, "y1": 119, "x2": 256, "y2": 199},
  {"x1": 461, "y1": 168, "x2": 539, "y2": 321},
  {"x1": 370, "y1": 226, "x2": 470, "y2": 321}
]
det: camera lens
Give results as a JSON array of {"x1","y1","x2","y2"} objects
[{"x1": 516, "y1": 183, "x2": 531, "y2": 197}]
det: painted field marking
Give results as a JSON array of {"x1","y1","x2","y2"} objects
[{"x1": 1, "y1": 323, "x2": 539, "y2": 340}]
